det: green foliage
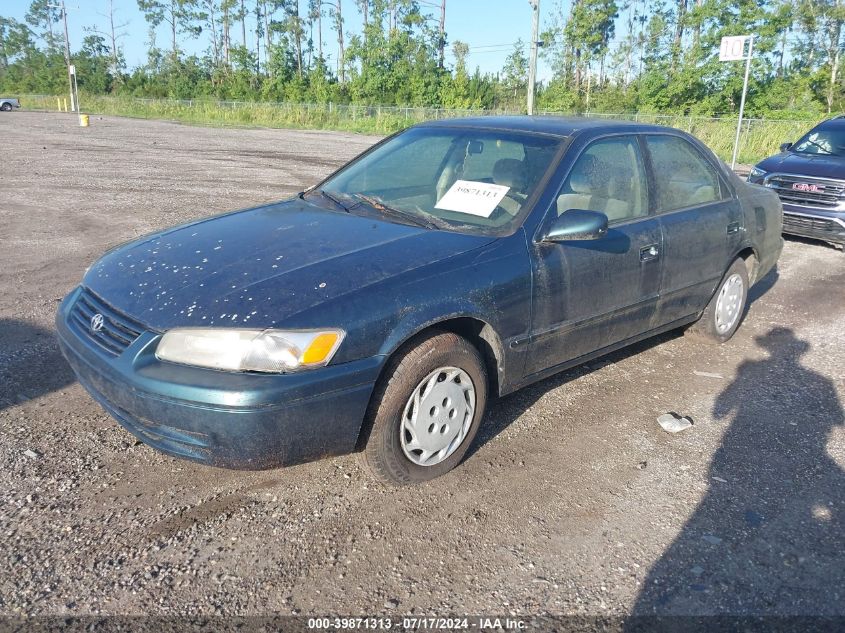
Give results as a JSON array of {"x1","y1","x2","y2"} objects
[
  {"x1": 1, "y1": 0, "x2": 843, "y2": 163},
  {"x1": 499, "y1": 39, "x2": 529, "y2": 110},
  {"x1": 565, "y1": 0, "x2": 618, "y2": 60},
  {"x1": 539, "y1": 0, "x2": 842, "y2": 116},
  {"x1": 24, "y1": 0, "x2": 61, "y2": 50}
]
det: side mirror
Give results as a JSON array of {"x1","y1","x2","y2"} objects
[
  {"x1": 780, "y1": 142, "x2": 793, "y2": 152},
  {"x1": 544, "y1": 209, "x2": 609, "y2": 242}
]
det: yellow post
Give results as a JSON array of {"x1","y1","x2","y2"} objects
[
  {"x1": 57, "y1": 97, "x2": 61, "y2": 111},
  {"x1": 63, "y1": 98, "x2": 68, "y2": 112},
  {"x1": 79, "y1": 113, "x2": 89, "y2": 127}
]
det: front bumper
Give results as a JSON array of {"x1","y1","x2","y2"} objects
[
  {"x1": 781, "y1": 204, "x2": 845, "y2": 245},
  {"x1": 56, "y1": 287, "x2": 382, "y2": 469}
]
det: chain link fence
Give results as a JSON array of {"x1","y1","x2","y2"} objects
[{"x1": 18, "y1": 94, "x2": 821, "y2": 164}]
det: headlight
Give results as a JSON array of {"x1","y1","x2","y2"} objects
[
  {"x1": 748, "y1": 167, "x2": 767, "y2": 181},
  {"x1": 155, "y1": 328, "x2": 345, "y2": 373}
]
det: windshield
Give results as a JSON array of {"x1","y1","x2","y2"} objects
[
  {"x1": 312, "y1": 127, "x2": 562, "y2": 234},
  {"x1": 792, "y1": 126, "x2": 845, "y2": 157}
]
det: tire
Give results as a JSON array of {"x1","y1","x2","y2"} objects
[
  {"x1": 686, "y1": 258, "x2": 749, "y2": 343},
  {"x1": 0, "y1": 103, "x2": 11, "y2": 112},
  {"x1": 361, "y1": 331, "x2": 488, "y2": 486}
]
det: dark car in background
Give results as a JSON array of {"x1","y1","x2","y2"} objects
[
  {"x1": 748, "y1": 115, "x2": 845, "y2": 248},
  {"x1": 56, "y1": 117, "x2": 783, "y2": 485}
]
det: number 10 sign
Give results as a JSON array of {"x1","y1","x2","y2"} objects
[{"x1": 719, "y1": 35, "x2": 750, "y2": 61}]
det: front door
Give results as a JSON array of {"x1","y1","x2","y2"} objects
[{"x1": 525, "y1": 135, "x2": 663, "y2": 377}]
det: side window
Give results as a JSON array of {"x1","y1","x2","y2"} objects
[
  {"x1": 556, "y1": 136, "x2": 648, "y2": 223},
  {"x1": 645, "y1": 135, "x2": 724, "y2": 212}
]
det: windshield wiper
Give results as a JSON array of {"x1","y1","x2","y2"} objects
[
  {"x1": 317, "y1": 189, "x2": 351, "y2": 212},
  {"x1": 351, "y1": 193, "x2": 448, "y2": 230}
]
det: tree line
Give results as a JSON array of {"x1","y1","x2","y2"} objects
[{"x1": 0, "y1": 0, "x2": 842, "y2": 118}]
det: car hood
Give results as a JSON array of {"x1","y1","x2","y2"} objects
[
  {"x1": 83, "y1": 198, "x2": 494, "y2": 330},
  {"x1": 757, "y1": 152, "x2": 845, "y2": 180}
]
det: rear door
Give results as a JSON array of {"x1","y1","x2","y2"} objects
[
  {"x1": 524, "y1": 134, "x2": 663, "y2": 377},
  {"x1": 642, "y1": 134, "x2": 743, "y2": 324}
]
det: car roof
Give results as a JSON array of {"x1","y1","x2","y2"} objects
[
  {"x1": 816, "y1": 116, "x2": 845, "y2": 128},
  {"x1": 418, "y1": 115, "x2": 674, "y2": 138}
]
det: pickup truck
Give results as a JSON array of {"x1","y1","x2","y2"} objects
[
  {"x1": 0, "y1": 97, "x2": 21, "y2": 111},
  {"x1": 747, "y1": 115, "x2": 845, "y2": 249}
]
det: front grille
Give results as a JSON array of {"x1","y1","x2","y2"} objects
[
  {"x1": 783, "y1": 214, "x2": 842, "y2": 234},
  {"x1": 767, "y1": 174, "x2": 845, "y2": 208},
  {"x1": 68, "y1": 289, "x2": 144, "y2": 356}
]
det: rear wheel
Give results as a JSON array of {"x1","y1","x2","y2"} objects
[
  {"x1": 687, "y1": 258, "x2": 749, "y2": 343},
  {"x1": 361, "y1": 331, "x2": 488, "y2": 486},
  {"x1": 0, "y1": 103, "x2": 12, "y2": 112}
]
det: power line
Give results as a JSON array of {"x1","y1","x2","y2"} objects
[
  {"x1": 468, "y1": 49, "x2": 519, "y2": 55},
  {"x1": 467, "y1": 43, "x2": 521, "y2": 50}
]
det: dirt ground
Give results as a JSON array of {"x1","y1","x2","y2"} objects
[{"x1": 1, "y1": 112, "x2": 843, "y2": 621}]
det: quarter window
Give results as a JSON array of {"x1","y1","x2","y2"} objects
[
  {"x1": 645, "y1": 135, "x2": 723, "y2": 212},
  {"x1": 557, "y1": 136, "x2": 648, "y2": 223}
]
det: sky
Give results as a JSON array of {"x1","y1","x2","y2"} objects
[{"x1": 3, "y1": 0, "x2": 558, "y2": 80}]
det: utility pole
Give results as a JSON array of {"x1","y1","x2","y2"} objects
[
  {"x1": 53, "y1": 0, "x2": 78, "y2": 113},
  {"x1": 334, "y1": 0, "x2": 344, "y2": 82},
  {"x1": 439, "y1": 0, "x2": 446, "y2": 69},
  {"x1": 317, "y1": 6, "x2": 322, "y2": 61},
  {"x1": 527, "y1": 0, "x2": 540, "y2": 115}
]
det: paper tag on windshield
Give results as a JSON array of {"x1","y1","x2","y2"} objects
[{"x1": 435, "y1": 180, "x2": 510, "y2": 217}]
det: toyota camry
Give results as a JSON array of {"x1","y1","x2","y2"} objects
[{"x1": 56, "y1": 117, "x2": 783, "y2": 485}]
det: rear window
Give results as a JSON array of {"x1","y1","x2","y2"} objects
[{"x1": 645, "y1": 135, "x2": 724, "y2": 212}]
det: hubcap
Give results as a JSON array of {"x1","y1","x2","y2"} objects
[
  {"x1": 715, "y1": 273, "x2": 744, "y2": 334},
  {"x1": 399, "y1": 366, "x2": 476, "y2": 467}
]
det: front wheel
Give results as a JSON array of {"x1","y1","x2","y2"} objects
[
  {"x1": 0, "y1": 103, "x2": 12, "y2": 112},
  {"x1": 686, "y1": 258, "x2": 749, "y2": 343},
  {"x1": 361, "y1": 331, "x2": 488, "y2": 486}
]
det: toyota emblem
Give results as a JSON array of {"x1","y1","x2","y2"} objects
[{"x1": 90, "y1": 313, "x2": 105, "y2": 332}]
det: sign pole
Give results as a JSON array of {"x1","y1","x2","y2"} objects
[
  {"x1": 730, "y1": 35, "x2": 753, "y2": 169},
  {"x1": 71, "y1": 65, "x2": 80, "y2": 114}
]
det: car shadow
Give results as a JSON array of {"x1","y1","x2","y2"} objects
[
  {"x1": 0, "y1": 318, "x2": 75, "y2": 413},
  {"x1": 784, "y1": 233, "x2": 845, "y2": 252},
  {"x1": 747, "y1": 264, "x2": 779, "y2": 304},
  {"x1": 626, "y1": 327, "x2": 844, "y2": 625},
  {"x1": 467, "y1": 329, "x2": 683, "y2": 460}
]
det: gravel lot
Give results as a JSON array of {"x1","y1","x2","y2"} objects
[{"x1": 1, "y1": 112, "x2": 843, "y2": 620}]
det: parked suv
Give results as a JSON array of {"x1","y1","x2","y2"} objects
[{"x1": 748, "y1": 116, "x2": 845, "y2": 248}]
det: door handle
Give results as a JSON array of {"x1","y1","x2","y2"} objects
[
  {"x1": 727, "y1": 221, "x2": 741, "y2": 235},
  {"x1": 640, "y1": 244, "x2": 660, "y2": 262}
]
